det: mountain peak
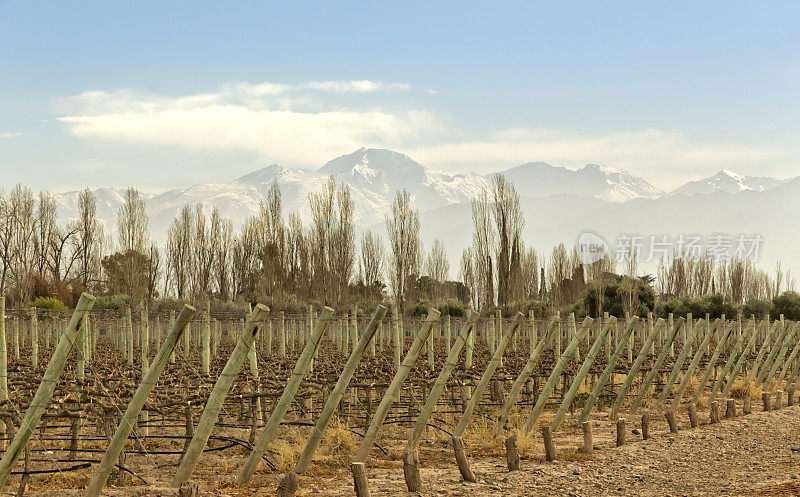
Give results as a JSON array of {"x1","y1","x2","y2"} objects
[
  {"x1": 317, "y1": 148, "x2": 422, "y2": 176},
  {"x1": 672, "y1": 170, "x2": 787, "y2": 196}
]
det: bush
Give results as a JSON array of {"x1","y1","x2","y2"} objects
[
  {"x1": 772, "y1": 291, "x2": 800, "y2": 321},
  {"x1": 742, "y1": 299, "x2": 772, "y2": 320},
  {"x1": 31, "y1": 296, "x2": 67, "y2": 310},
  {"x1": 657, "y1": 294, "x2": 738, "y2": 320},
  {"x1": 437, "y1": 299, "x2": 466, "y2": 317},
  {"x1": 92, "y1": 294, "x2": 131, "y2": 311}
]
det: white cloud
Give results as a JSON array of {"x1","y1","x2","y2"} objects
[
  {"x1": 1, "y1": 131, "x2": 24, "y2": 139},
  {"x1": 55, "y1": 81, "x2": 799, "y2": 190},
  {"x1": 410, "y1": 128, "x2": 798, "y2": 190},
  {"x1": 57, "y1": 83, "x2": 436, "y2": 166}
]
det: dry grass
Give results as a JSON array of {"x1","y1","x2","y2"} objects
[{"x1": 729, "y1": 376, "x2": 759, "y2": 399}]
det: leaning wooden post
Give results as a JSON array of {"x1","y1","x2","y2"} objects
[
  {"x1": 579, "y1": 317, "x2": 637, "y2": 424},
  {"x1": 722, "y1": 319, "x2": 764, "y2": 398},
  {"x1": 354, "y1": 309, "x2": 440, "y2": 463},
  {"x1": 763, "y1": 323, "x2": 800, "y2": 388},
  {"x1": 526, "y1": 317, "x2": 594, "y2": 430},
  {"x1": 671, "y1": 320, "x2": 717, "y2": 410},
  {"x1": 755, "y1": 319, "x2": 792, "y2": 385},
  {"x1": 0, "y1": 293, "x2": 96, "y2": 490},
  {"x1": 84, "y1": 305, "x2": 195, "y2": 497},
  {"x1": 658, "y1": 319, "x2": 701, "y2": 401},
  {"x1": 350, "y1": 309, "x2": 440, "y2": 496},
  {"x1": 432, "y1": 312, "x2": 515, "y2": 485},
  {"x1": 610, "y1": 318, "x2": 665, "y2": 419},
  {"x1": 690, "y1": 321, "x2": 734, "y2": 404},
  {"x1": 400, "y1": 311, "x2": 477, "y2": 489},
  {"x1": 276, "y1": 306, "x2": 386, "y2": 496},
  {"x1": 541, "y1": 426, "x2": 556, "y2": 461},
  {"x1": 171, "y1": 304, "x2": 270, "y2": 488},
  {"x1": 0, "y1": 297, "x2": 6, "y2": 403},
  {"x1": 235, "y1": 307, "x2": 334, "y2": 484},
  {"x1": 630, "y1": 318, "x2": 685, "y2": 413},
  {"x1": 495, "y1": 318, "x2": 558, "y2": 433},
  {"x1": 551, "y1": 318, "x2": 614, "y2": 431},
  {"x1": 709, "y1": 320, "x2": 754, "y2": 404},
  {"x1": 448, "y1": 313, "x2": 524, "y2": 482}
]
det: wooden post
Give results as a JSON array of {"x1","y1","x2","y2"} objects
[
  {"x1": 288, "y1": 306, "x2": 386, "y2": 478},
  {"x1": 641, "y1": 412, "x2": 649, "y2": 440},
  {"x1": 0, "y1": 293, "x2": 96, "y2": 490},
  {"x1": 670, "y1": 320, "x2": 717, "y2": 410},
  {"x1": 659, "y1": 319, "x2": 701, "y2": 401},
  {"x1": 616, "y1": 418, "x2": 626, "y2": 446},
  {"x1": 665, "y1": 410, "x2": 678, "y2": 433},
  {"x1": 688, "y1": 402, "x2": 698, "y2": 428},
  {"x1": 788, "y1": 388, "x2": 796, "y2": 406},
  {"x1": 84, "y1": 305, "x2": 195, "y2": 497},
  {"x1": 397, "y1": 311, "x2": 476, "y2": 492},
  {"x1": 691, "y1": 321, "x2": 734, "y2": 404},
  {"x1": 582, "y1": 421, "x2": 593, "y2": 453},
  {"x1": 495, "y1": 318, "x2": 558, "y2": 433},
  {"x1": 172, "y1": 304, "x2": 270, "y2": 488},
  {"x1": 541, "y1": 426, "x2": 556, "y2": 461},
  {"x1": 30, "y1": 309, "x2": 38, "y2": 369},
  {"x1": 726, "y1": 399, "x2": 736, "y2": 419},
  {"x1": 579, "y1": 317, "x2": 638, "y2": 424},
  {"x1": 762, "y1": 391, "x2": 772, "y2": 411},
  {"x1": 631, "y1": 318, "x2": 685, "y2": 413},
  {"x1": 526, "y1": 317, "x2": 594, "y2": 431},
  {"x1": 351, "y1": 461, "x2": 370, "y2": 497},
  {"x1": 391, "y1": 304, "x2": 400, "y2": 371},
  {"x1": 551, "y1": 318, "x2": 614, "y2": 431},
  {"x1": 505, "y1": 434, "x2": 520, "y2": 471},
  {"x1": 126, "y1": 306, "x2": 134, "y2": 365},
  {"x1": 353, "y1": 309, "x2": 440, "y2": 463},
  {"x1": 710, "y1": 401, "x2": 720, "y2": 424},
  {"x1": 775, "y1": 390, "x2": 783, "y2": 409},
  {"x1": 236, "y1": 307, "x2": 334, "y2": 484},
  {"x1": 722, "y1": 319, "x2": 764, "y2": 398},
  {"x1": 0, "y1": 297, "x2": 6, "y2": 403},
  {"x1": 455, "y1": 314, "x2": 524, "y2": 438},
  {"x1": 611, "y1": 318, "x2": 664, "y2": 419},
  {"x1": 709, "y1": 320, "x2": 754, "y2": 404},
  {"x1": 743, "y1": 396, "x2": 751, "y2": 414},
  {"x1": 201, "y1": 300, "x2": 210, "y2": 374}
]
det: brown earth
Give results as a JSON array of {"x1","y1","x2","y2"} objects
[{"x1": 15, "y1": 399, "x2": 800, "y2": 497}]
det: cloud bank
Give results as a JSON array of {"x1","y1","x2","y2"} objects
[{"x1": 56, "y1": 80, "x2": 799, "y2": 189}]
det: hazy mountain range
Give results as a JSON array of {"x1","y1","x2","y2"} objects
[{"x1": 52, "y1": 148, "x2": 800, "y2": 273}]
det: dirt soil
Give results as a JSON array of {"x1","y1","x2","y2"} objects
[{"x1": 16, "y1": 400, "x2": 800, "y2": 497}]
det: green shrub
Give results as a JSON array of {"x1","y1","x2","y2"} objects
[
  {"x1": 31, "y1": 296, "x2": 67, "y2": 310},
  {"x1": 772, "y1": 291, "x2": 800, "y2": 321},
  {"x1": 742, "y1": 299, "x2": 772, "y2": 320}
]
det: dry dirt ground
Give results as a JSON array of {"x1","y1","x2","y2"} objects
[{"x1": 13, "y1": 398, "x2": 800, "y2": 497}]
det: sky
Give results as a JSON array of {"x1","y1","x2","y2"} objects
[{"x1": 1, "y1": 1, "x2": 799, "y2": 192}]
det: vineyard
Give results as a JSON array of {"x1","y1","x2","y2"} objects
[{"x1": 0, "y1": 294, "x2": 797, "y2": 496}]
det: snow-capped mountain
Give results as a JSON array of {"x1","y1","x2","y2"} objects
[
  {"x1": 671, "y1": 169, "x2": 788, "y2": 196},
  {"x1": 494, "y1": 162, "x2": 664, "y2": 202}
]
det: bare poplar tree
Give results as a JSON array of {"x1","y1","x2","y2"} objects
[
  {"x1": 360, "y1": 230, "x2": 386, "y2": 287},
  {"x1": 471, "y1": 189, "x2": 495, "y2": 311},
  {"x1": 386, "y1": 189, "x2": 421, "y2": 310},
  {"x1": 492, "y1": 175, "x2": 525, "y2": 310},
  {"x1": 166, "y1": 205, "x2": 194, "y2": 299},
  {"x1": 73, "y1": 188, "x2": 104, "y2": 290}
]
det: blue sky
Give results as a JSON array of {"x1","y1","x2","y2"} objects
[{"x1": 1, "y1": 1, "x2": 799, "y2": 191}]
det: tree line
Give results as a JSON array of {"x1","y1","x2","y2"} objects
[{"x1": 0, "y1": 175, "x2": 794, "y2": 318}]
